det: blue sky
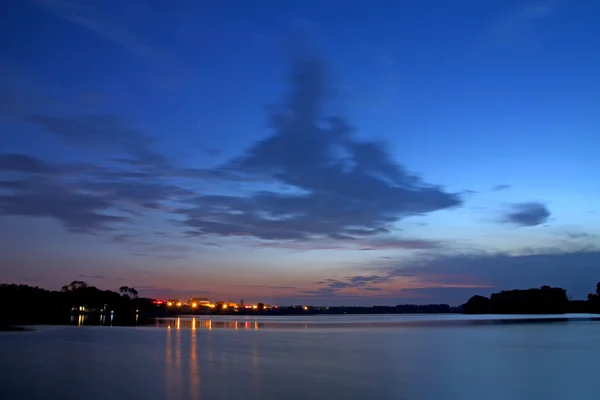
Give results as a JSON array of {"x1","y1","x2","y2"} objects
[{"x1": 1, "y1": 0, "x2": 599, "y2": 305}]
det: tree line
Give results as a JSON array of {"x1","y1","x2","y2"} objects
[
  {"x1": 462, "y1": 282, "x2": 600, "y2": 314},
  {"x1": 0, "y1": 281, "x2": 162, "y2": 327}
]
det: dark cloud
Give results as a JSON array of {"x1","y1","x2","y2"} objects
[
  {"x1": 0, "y1": 150, "x2": 190, "y2": 235},
  {"x1": 311, "y1": 275, "x2": 393, "y2": 293},
  {"x1": 0, "y1": 153, "x2": 86, "y2": 175},
  {"x1": 0, "y1": 177, "x2": 127, "y2": 233},
  {"x1": 491, "y1": 184, "x2": 511, "y2": 191},
  {"x1": 86, "y1": 180, "x2": 191, "y2": 210},
  {"x1": 178, "y1": 55, "x2": 461, "y2": 243},
  {"x1": 386, "y1": 250, "x2": 600, "y2": 303},
  {"x1": 502, "y1": 202, "x2": 550, "y2": 226},
  {"x1": 26, "y1": 114, "x2": 169, "y2": 168}
]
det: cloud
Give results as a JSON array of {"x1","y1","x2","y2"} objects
[
  {"x1": 108, "y1": 234, "x2": 194, "y2": 259},
  {"x1": 491, "y1": 0, "x2": 559, "y2": 43},
  {"x1": 0, "y1": 176, "x2": 127, "y2": 233},
  {"x1": 491, "y1": 184, "x2": 511, "y2": 192},
  {"x1": 385, "y1": 249, "x2": 600, "y2": 303},
  {"x1": 0, "y1": 153, "x2": 88, "y2": 175},
  {"x1": 29, "y1": 0, "x2": 192, "y2": 90},
  {"x1": 79, "y1": 274, "x2": 106, "y2": 280},
  {"x1": 309, "y1": 275, "x2": 393, "y2": 294},
  {"x1": 26, "y1": 114, "x2": 168, "y2": 168},
  {"x1": 502, "y1": 202, "x2": 551, "y2": 227},
  {"x1": 237, "y1": 285, "x2": 297, "y2": 290},
  {"x1": 252, "y1": 235, "x2": 440, "y2": 252},
  {"x1": 0, "y1": 151, "x2": 189, "y2": 234},
  {"x1": 564, "y1": 231, "x2": 596, "y2": 240},
  {"x1": 177, "y1": 55, "x2": 462, "y2": 244},
  {"x1": 30, "y1": 0, "x2": 156, "y2": 58}
]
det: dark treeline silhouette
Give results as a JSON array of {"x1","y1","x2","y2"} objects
[
  {"x1": 3, "y1": 281, "x2": 599, "y2": 329},
  {"x1": 0, "y1": 281, "x2": 163, "y2": 328},
  {"x1": 462, "y1": 283, "x2": 600, "y2": 314}
]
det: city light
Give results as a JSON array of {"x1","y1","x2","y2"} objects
[
  {"x1": 303, "y1": 306, "x2": 308, "y2": 310},
  {"x1": 177, "y1": 302, "x2": 182, "y2": 307},
  {"x1": 192, "y1": 302, "x2": 198, "y2": 308}
]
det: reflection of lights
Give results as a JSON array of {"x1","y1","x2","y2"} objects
[
  {"x1": 192, "y1": 303, "x2": 197, "y2": 308},
  {"x1": 192, "y1": 318, "x2": 196, "y2": 330},
  {"x1": 177, "y1": 318, "x2": 181, "y2": 329}
]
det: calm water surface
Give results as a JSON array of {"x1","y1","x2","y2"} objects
[{"x1": 1, "y1": 314, "x2": 599, "y2": 400}]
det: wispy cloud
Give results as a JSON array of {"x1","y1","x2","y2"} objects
[
  {"x1": 30, "y1": 0, "x2": 156, "y2": 58},
  {"x1": 79, "y1": 274, "x2": 107, "y2": 280},
  {"x1": 236, "y1": 284, "x2": 297, "y2": 290},
  {"x1": 491, "y1": 184, "x2": 511, "y2": 192},
  {"x1": 490, "y1": 0, "x2": 560, "y2": 44}
]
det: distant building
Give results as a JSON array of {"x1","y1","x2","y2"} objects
[
  {"x1": 166, "y1": 299, "x2": 179, "y2": 307},
  {"x1": 189, "y1": 298, "x2": 210, "y2": 307}
]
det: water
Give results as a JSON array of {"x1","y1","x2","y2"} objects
[{"x1": 1, "y1": 314, "x2": 599, "y2": 400}]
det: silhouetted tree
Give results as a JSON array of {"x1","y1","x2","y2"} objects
[
  {"x1": 462, "y1": 286, "x2": 569, "y2": 314},
  {"x1": 119, "y1": 286, "x2": 138, "y2": 299},
  {"x1": 61, "y1": 281, "x2": 88, "y2": 292},
  {"x1": 257, "y1": 303, "x2": 265, "y2": 311},
  {"x1": 462, "y1": 295, "x2": 491, "y2": 314},
  {"x1": 588, "y1": 282, "x2": 600, "y2": 313}
]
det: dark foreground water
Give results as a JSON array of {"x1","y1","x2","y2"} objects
[{"x1": 1, "y1": 314, "x2": 599, "y2": 400}]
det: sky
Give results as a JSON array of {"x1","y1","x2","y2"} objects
[{"x1": 1, "y1": 0, "x2": 599, "y2": 306}]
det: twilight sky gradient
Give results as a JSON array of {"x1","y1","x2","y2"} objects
[{"x1": 1, "y1": 0, "x2": 599, "y2": 305}]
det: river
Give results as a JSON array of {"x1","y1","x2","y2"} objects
[{"x1": 1, "y1": 314, "x2": 599, "y2": 399}]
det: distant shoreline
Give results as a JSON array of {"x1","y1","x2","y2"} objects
[{"x1": 0, "y1": 325, "x2": 32, "y2": 332}]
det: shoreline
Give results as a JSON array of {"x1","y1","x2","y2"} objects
[{"x1": 0, "y1": 325, "x2": 32, "y2": 332}]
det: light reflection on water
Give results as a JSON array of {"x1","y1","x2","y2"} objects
[
  {"x1": 1, "y1": 316, "x2": 600, "y2": 400},
  {"x1": 156, "y1": 314, "x2": 600, "y2": 330}
]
